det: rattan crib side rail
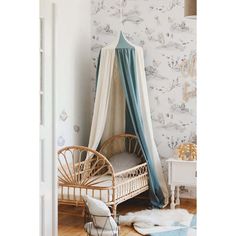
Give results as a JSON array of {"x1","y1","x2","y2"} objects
[{"x1": 114, "y1": 162, "x2": 147, "y2": 177}]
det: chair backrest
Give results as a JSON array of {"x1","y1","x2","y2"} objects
[
  {"x1": 99, "y1": 134, "x2": 144, "y2": 162},
  {"x1": 57, "y1": 146, "x2": 115, "y2": 186},
  {"x1": 176, "y1": 143, "x2": 197, "y2": 161}
]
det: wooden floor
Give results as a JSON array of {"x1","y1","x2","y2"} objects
[{"x1": 58, "y1": 198, "x2": 196, "y2": 236}]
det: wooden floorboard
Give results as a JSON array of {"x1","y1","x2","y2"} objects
[{"x1": 58, "y1": 198, "x2": 196, "y2": 236}]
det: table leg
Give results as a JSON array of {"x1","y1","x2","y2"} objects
[
  {"x1": 170, "y1": 185, "x2": 175, "y2": 209},
  {"x1": 176, "y1": 186, "x2": 180, "y2": 205}
]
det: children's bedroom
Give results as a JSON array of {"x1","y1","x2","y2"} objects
[{"x1": 40, "y1": 0, "x2": 197, "y2": 235}]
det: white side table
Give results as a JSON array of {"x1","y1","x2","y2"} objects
[{"x1": 167, "y1": 159, "x2": 197, "y2": 209}]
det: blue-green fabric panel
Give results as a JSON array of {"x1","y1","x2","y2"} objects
[
  {"x1": 117, "y1": 33, "x2": 136, "y2": 134},
  {"x1": 115, "y1": 47, "x2": 165, "y2": 208},
  {"x1": 125, "y1": 103, "x2": 135, "y2": 134}
]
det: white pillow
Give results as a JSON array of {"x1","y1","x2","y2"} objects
[
  {"x1": 83, "y1": 195, "x2": 111, "y2": 216},
  {"x1": 109, "y1": 152, "x2": 141, "y2": 172},
  {"x1": 83, "y1": 195, "x2": 117, "y2": 230}
]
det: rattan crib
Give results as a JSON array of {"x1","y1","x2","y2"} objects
[{"x1": 57, "y1": 134, "x2": 149, "y2": 215}]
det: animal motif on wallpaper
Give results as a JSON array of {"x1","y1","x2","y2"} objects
[
  {"x1": 143, "y1": 0, "x2": 182, "y2": 13},
  {"x1": 159, "y1": 32, "x2": 173, "y2": 44},
  {"x1": 156, "y1": 41, "x2": 185, "y2": 51},
  {"x1": 167, "y1": 56, "x2": 185, "y2": 72},
  {"x1": 148, "y1": 79, "x2": 182, "y2": 97},
  {"x1": 167, "y1": 136, "x2": 181, "y2": 150},
  {"x1": 96, "y1": 24, "x2": 115, "y2": 35},
  {"x1": 121, "y1": 7, "x2": 143, "y2": 25},
  {"x1": 148, "y1": 77, "x2": 181, "y2": 96},
  {"x1": 145, "y1": 26, "x2": 159, "y2": 42},
  {"x1": 167, "y1": 0, "x2": 182, "y2": 11},
  {"x1": 152, "y1": 110, "x2": 193, "y2": 136},
  {"x1": 145, "y1": 59, "x2": 170, "y2": 81},
  {"x1": 122, "y1": 13, "x2": 144, "y2": 25},
  {"x1": 148, "y1": 84, "x2": 167, "y2": 94},
  {"x1": 107, "y1": 0, "x2": 123, "y2": 18},
  {"x1": 170, "y1": 21, "x2": 191, "y2": 33},
  {"x1": 145, "y1": 66, "x2": 168, "y2": 81},
  {"x1": 167, "y1": 51, "x2": 196, "y2": 78},
  {"x1": 92, "y1": 0, "x2": 105, "y2": 14},
  {"x1": 168, "y1": 77, "x2": 181, "y2": 92},
  {"x1": 151, "y1": 112, "x2": 165, "y2": 124},
  {"x1": 151, "y1": 32, "x2": 186, "y2": 51},
  {"x1": 109, "y1": 7, "x2": 121, "y2": 18},
  {"x1": 157, "y1": 122, "x2": 186, "y2": 133},
  {"x1": 168, "y1": 99, "x2": 192, "y2": 115}
]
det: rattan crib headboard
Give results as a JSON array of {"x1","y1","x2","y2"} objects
[{"x1": 99, "y1": 133, "x2": 144, "y2": 161}]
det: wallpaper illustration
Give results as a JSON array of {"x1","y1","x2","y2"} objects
[{"x1": 91, "y1": 0, "x2": 196, "y2": 198}]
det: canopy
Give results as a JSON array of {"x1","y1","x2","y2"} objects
[{"x1": 88, "y1": 32, "x2": 169, "y2": 208}]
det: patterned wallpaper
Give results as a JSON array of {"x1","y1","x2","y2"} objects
[{"x1": 91, "y1": 0, "x2": 196, "y2": 198}]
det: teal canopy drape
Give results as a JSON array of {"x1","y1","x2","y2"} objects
[{"x1": 116, "y1": 35, "x2": 165, "y2": 207}]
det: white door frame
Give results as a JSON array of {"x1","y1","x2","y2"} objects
[{"x1": 40, "y1": 1, "x2": 57, "y2": 235}]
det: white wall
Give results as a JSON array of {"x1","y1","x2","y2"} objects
[{"x1": 55, "y1": 0, "x2": 91, "y2": 149}]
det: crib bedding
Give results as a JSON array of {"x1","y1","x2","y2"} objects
[{"x1": 109, "y1": 152, "x2": 141, "y2": 173}]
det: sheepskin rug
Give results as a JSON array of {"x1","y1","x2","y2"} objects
[{"x1": 119, "y1": 208, "x2": 193, "y2": 227}]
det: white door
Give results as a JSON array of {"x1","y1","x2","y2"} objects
[
  {"x1": 40, "y1": 0, "x2": 91, "y2": 235},
  {"x1": 40, "y1": 1, "x2": 57, "y2": 235}
]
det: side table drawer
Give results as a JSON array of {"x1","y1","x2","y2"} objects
[{"x1": 171, "y1": 161, "x2": 196, "y2": 186}]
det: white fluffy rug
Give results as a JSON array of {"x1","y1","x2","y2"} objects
[{"x1": 119, "y1": 208, "x2": 196, "y2": 236}]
